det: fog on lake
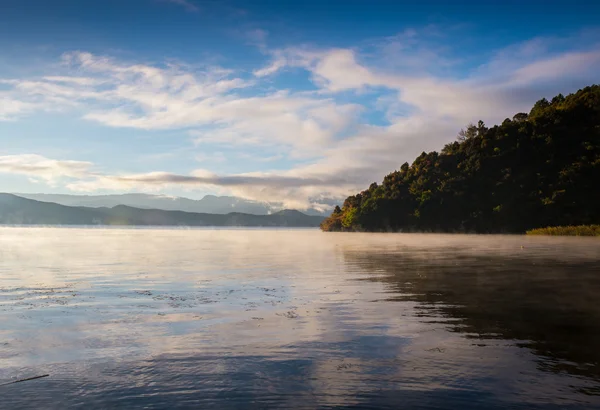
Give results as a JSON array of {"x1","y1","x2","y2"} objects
[{"x1": 0, "y1": 228, "x2": 599, "y2": 409}]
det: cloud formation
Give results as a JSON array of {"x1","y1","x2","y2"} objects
[
  {"x1": 2, "y1": 27, "x2": 600, "y2": 209},
  {"x1": 0, "y1": 97, "x2": 35, "y2": 121},
  {"x1": 159, "y1": 0, "x2": 199, "y2": 12},
  {"x1": 0, "y1": 155, "x2": 93, "y2": 184}
]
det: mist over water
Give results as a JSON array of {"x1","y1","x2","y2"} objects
[{"x1": 0, "y1": 228, "x2": 599, "y2": 409}]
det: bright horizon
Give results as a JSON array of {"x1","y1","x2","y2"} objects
[{"x1": 1, "y1": 0, "x2": 599, "y2": 211}]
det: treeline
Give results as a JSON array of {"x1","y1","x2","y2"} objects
[
  {"x1": 526, "y1": 225, "x2": 600, "y2": 236},
  {"x1": 321, "y1": 86, "x2": 600, "y2": 233}
]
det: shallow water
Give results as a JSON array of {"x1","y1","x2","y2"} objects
[{"x1": 0, "y1": 228, "x2": 599, "y2": 409}]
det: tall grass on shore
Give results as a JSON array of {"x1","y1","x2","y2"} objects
[{"x1": 526, "y1": 225, "x2": 600, "y2": 236}]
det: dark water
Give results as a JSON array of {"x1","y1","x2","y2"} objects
[{"x1": 0, "y1": 228, "x2": 599, "y2": 409}]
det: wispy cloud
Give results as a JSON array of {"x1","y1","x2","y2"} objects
[
  {"x1": 246, "y1": 28, "x2": 269, "y2": 50},
  {"x1": 195, "y1": 151, "x2": 227, "y2": 164},
  {"x1": 2, "y1": 26, "x2": 600, "y2": 208},
  {"x1": 0, "y1": 154, "x2": 93, "y2": 184},
  {"x1": 509, "y1": 50, "x2": 600, "y2": 86},
  {"x1": 158, "y1": 0, "x2": 199, "y2": 12},
  {"x1": 42, "y1": 76, "x2": 102, "y2": 86},
  {"x1": 65, "y1": 168, "x2": 364, "y2": 211},
  {"x1": 0, "y1": 97, "x2": 36, "y2": 121}
]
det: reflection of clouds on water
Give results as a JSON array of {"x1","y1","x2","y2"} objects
[{"x1": 0, "y1": 228, "x2": 599, "y2": 408}]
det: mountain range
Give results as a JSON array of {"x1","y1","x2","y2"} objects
[
  {"x1": 15, "y1": 193, "x2": 328, "y2": 216},
  {"x1": 0, "y1": 194, "x2": 325, "y2": 227}
]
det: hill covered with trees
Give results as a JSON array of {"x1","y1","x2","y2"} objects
[{"x1": 321, "y1": 86, "x2": 600, "y2": 233}]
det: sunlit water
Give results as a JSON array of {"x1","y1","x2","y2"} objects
[{"x1": 1, "y1": 228, "x2": 599, "y2": 409}]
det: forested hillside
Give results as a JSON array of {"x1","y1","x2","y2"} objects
[{"x1": 321, "y1": 86, "x2": 600, "y2": 233}]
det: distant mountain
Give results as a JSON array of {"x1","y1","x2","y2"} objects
[
  {"x1": 15, "y1": 193, "x2": 328, "y2": 216},
  {"x1": 0, "y1": 194, "x2": 325, "y2": 227}
]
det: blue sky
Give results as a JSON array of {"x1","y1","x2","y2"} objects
[{"x1": 1, "y1": 0, "x2": 599, "y2": 210}]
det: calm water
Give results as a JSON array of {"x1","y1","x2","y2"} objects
[{"x1": 1, "y1": 228, "x2": 599, "y2": 409}]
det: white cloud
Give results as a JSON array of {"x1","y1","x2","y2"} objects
[
  {"x1": 246, "y1": 29, "x2": 269, "y2": 50},
  {"x1": 252, "y1": 48, "x2": 377, "y2": 91},
  {"x1": 253, "y1": 57, "x2": 287, "y2": 77},
  {"x1": 509, "y1": 50, "x2": 600, "y2": 86},
  {"x1": 159, "y1": 0, "x2": 199, "y2": 12},
  {"x1": 2, "y1": 28, "x2": 600, "y2": 209},
  {"x1": 195, "y1": 151, "x2": 227, "y2": 164},
  {"x1": 311, "y1": 49, "x2": 378, "y2": 92},
  {"x1": 42, "y1": 76, "x2": 102, "y2": 86},
  {"x1": 2, "y1": 51, "x2": 355, "y2": 156},
  {"x1": 0, "y1": 97, "x2": 36, "y2": 121},
  {"x1": 65, "y1": 168, "x2": 362, "y2": 211},
  {"x1": 0, "y1": 154, "x2": 93, "y2": 184},
  {"x1": 255, "y1": 38, "x2": 600, "y2": 124}
]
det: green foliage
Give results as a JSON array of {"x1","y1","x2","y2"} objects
[
  {"x1": 321, "y1": 85, "x2": 600, "y2": 233},
  {"x1": 526, "y1": 225, "x2": 600, "y2": 236},
  {"x1": 341, "y1": 207, "x2": 358, "y2": 228}
]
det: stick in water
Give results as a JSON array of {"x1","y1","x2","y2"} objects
[{"x1": 0, "y1": 374, "x2": 49, "y2": 387}]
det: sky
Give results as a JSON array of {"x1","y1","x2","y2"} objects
[{"x1": 0, "y1": 0, "x2": 599, "y2": 211}]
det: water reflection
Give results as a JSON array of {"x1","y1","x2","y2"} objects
[
  {"x1": 342, "y1": 237, "x2": 600, "y2": 387},
  {"x1": 0, "y1": 228, "x2": 599, "y2": 409}
]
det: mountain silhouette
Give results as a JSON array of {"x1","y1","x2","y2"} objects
[
  {"x1": 15, "y1": 193, "x2": 328, "y2": 216},
  {"x1": 0, "y1": 194, "x2": 324, "y2": 227}
]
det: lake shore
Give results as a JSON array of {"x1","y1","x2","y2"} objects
[{"x1": 526, "y1": 225, "x2": 600, "y2": 236}]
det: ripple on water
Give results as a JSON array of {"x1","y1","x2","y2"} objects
[{"x1": 0, "y1": 228, "x2": 599, "y2": 409}]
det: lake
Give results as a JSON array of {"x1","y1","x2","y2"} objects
[{"x1": 0, "y1": 228, "x2": 599, "y2": 409}]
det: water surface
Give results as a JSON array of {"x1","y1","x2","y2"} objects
[{"x1": 0, "y1": 228, "x2": 599, "y2": 409}]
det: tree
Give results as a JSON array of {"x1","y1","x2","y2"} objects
[
  {"x1": 457, "y1": 123, "x2": 477, "y2": 141},
  {"x1": 320, "y1": 85, "x2": 600, "y2": 233},
  {"x1": 512, "y1": 113, "x2": 528, "y2": 122}
]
